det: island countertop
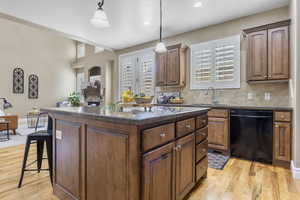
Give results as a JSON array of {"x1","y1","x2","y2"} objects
[{"x1": 42, "y1": 106, "x2": 210, "y2": 125}]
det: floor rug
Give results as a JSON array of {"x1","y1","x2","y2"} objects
[{"x1": 208, "y1": 150, "x2": 230, "y2": 170}]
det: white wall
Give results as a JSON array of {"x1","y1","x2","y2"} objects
[{"x1": 0, "y1": 17, "x2": 76, "y2": 117}]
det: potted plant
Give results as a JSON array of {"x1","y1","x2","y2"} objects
[{"x1": 68, "y1": 92, "x2": 81, "y2": 107}]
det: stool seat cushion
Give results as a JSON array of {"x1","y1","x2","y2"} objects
[{"x1": 28, "y1": 130, "x2": 52, "y2": 138}]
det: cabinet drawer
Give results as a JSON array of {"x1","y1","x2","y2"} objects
[
  {"x1": 274, "y1": 111, "x2": 291, "y2": 122},
  {"x1": 143, "y1": 123, "x2": 175, "y2": 152},
  {"x1": 208, "y1": 109, "x2": 228, "y2": 118},
  {"x1": 196, "y1": 115, "x2": 208, "y2": 129},
  {"x1": 195, "y1": 127, "x2": 208, "y2": 144},
  {"x1": 196, "y1": 156, "x2": 208, "y2": 182},
  {"x1": 176, "y1": 118, "x2": 195, "y2": 137},
  {"x1": 196, "y1": 140, "x2": 208, "y2": 163}
]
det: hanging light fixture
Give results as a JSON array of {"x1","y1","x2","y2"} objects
[
  {"x1": 155, "y1": 0, "x2": 167, "y2": 53},
  {"x1": 90, "y1": 0, "x2": 110, "y2": 28}
]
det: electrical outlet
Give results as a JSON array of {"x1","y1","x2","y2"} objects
[
  {"x1": 265, "y1": 93, "x2": 271, "y2": 101},
  {"x1": 248, "y1": 93, "x2": 253, "y2": 100}
]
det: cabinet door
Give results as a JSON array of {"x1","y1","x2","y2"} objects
[
  {"x1": 143, "y1": 142, "x2": 175, "y2": 200},
  {"x1": 208, "y1": 117, "x2": 229, "y2": 151},
  {"x1": 268, "y1": 26, "x2": 289, "y2": 80},
  {"x1": 156, "y1": 53, "x2": 167, "y2": 86},
  {"x1": 274, "y1": 122, "x2": 291, "y2": 162},
  {"x1": 175, "y1": 134, "x2": 195, "y2": 200},
  {"x1": 166, "y1": 46, "x2": 180, "y2": 85},
  {"x1": 54, "y1": 120, "x2": 82, "y2": 200},
  {"x1": 247, "y1": 30, "x2": 268, "y2": 81}
]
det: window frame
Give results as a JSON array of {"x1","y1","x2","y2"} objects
[
  {"x1": 190, "y1": 35, "x2": 241, "y2": 90},
  {"x1": 118, "y1": 47, "x2": 156, "y2": 99}
]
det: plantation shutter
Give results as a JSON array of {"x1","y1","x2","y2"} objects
[
  {"x1": 138, "y1": 51, "x2": 155, "y2": 96},
  {"x1": 119, "y1": 49, "x2": 155, "y2": 98},
  {"x1": 190, "y1": 42, "x2": 214, "y2": 89},
  {"x1": 190, "y1": 35, "x2": 240, "y2": 89},
  {"x1": 119, "y1": 55, "x2": 137, "y2": 96}
]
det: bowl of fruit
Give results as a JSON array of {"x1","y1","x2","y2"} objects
[{"x1": 134, "y1": 93, "x2": 154, "y2": 104}]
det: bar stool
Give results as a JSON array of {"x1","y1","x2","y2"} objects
[{"x1": 18, "y1": 112, "x2": 53, "y2": 188}]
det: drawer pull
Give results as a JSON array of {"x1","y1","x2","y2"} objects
[
  {"x1": 281, "y1": 115, "x2": 285, "y2": 118},
  {"x1": 202, "y1": 120, "x2": 207, "y2": 123},
  {"x1": 201, "y1": 132, "x2": 206, "y2": 136},
  {"x1": 275, "y1": 125, "x2": 279, "y2": 128},
  {"x1": 160, "y1": 133, "x2": 166, "y2": 138},
  {"x1": 202, "y1": 149, "x2": 206, "y2": 153},
  {"x1": 186, "y1": 125, "x2": 191, "y2": 128}
]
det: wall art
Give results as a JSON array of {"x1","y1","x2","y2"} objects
[
  {"x1": 28, "y1": 74, "x2": 39, "y2": 99},
  {"x1": 13, "y1": 67, "x2": 24, "y2": 94}
]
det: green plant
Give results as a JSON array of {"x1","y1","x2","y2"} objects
[{"x1": 68, "y1": 92, "x2": 81, "y2": 107}]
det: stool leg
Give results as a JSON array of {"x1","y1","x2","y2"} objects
[
  {"x1": 18, "y1": 138, "x2": 31, "y2": 188},
  {"x1": 46, "y1": 138, "x2": 53, "y2": 185},
  {"x1": 37, "y1": 140, "x2": 45, "y2": 173}
]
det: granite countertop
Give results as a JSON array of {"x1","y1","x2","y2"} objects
[
  {"x1": 42, "y1": 106, "x2": 210, "y2": 125},
  {"x1": 155, "y1": 104, "x2": 293, "y2": 111}
]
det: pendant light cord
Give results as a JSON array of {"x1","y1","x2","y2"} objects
[{"x1": 160, "y1": 0, "x2": 162, "y2": 42}]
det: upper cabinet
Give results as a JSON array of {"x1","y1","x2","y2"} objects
[
  {"x1": 156, "y1": 44, "x2": 187, "y2": 87},
  {"x1": 244, "y1": 20, "x2": 290, "y2": 82}
]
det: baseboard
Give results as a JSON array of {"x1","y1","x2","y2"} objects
[{"x1": 291, "y1": 160, "x2": 300, "y2": 179}]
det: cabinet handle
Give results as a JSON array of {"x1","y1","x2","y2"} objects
[
  {"x1": 201, "y1": 132, "x2": 206, "y2": 136},
  {"x1": 275, "y1": 125, "x2": 279, "y2": 128},
  {"x1": 202, "y1": 149, "x2": 206, "y2": 153},
  {"x1": 281, "y1": 115, "x2": 285, "y2": 119},
  {"x1": 186, "y1": 125, "x2": 191, "y2": 128},
  {"x1": 160, "y1": 133, "x2": 166, "y2": 138},
  {"x1": 177, "y1": 145, "x2": 182, "y2": 150}
]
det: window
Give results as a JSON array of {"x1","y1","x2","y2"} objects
[
  {"x1": 76, "y1": 72, "x2": 85, "y2": 94},
  {"x1": 190, "y1": 35, "x2": 241, "y2": 89},
  {"x1": 77, "y1": 43, "x2": 85, "y2": 58},
  {"x1": 119, "y1": 49, "x2": 155, "y2": 97}
]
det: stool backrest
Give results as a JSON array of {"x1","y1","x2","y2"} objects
[{"x1": 35, "y1": 112, "x2": 53, "y2": 133}]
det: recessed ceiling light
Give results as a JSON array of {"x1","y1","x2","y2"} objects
[
  {"x1": 144, "y1": 21, "x2": 150, "y2": 26},
  {"x1": 194, "y1": 1, "x2": 203, "y2": 8}
]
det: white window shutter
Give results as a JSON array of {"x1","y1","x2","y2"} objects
[
  {"x1": 138, "y1": 51, "x2": 155, "y2": 96},
  {"x1": 119, "y1": 55, "x2": 136, "y2": 96},
  {"x1": 190, "y1": 35, "x2": 240, "y2": 89}
]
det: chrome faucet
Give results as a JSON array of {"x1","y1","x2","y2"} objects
[{"x1": 205, "y1": 87, "x2": 219, "y2": 105}]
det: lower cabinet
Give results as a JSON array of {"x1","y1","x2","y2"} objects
[
  {"x1": 175, "y1": 134, "x2": 195, "y2": 200},
  {"x1": 274, "y1": 122, "x2": 291, "y2": 162},
  {"x1": 208, "y1": 117, "x2": 229, "y2": 151},
  {"x1": 143, "y1": 133, "x2": 196, "y2": 200},
  {"x1": 143, "y1": 143, "x2": 175, "y2": 200}
]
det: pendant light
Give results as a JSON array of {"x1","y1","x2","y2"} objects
[
  {"x1": 90, "y1": 0, "x2": 110, "y2": 28},
  {"x1": 155, "y1": 0, "x2": 167, "y2": 53}
]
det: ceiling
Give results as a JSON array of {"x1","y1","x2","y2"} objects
[{"x1": 0, "y1": 0, "x2": 289, "y2": 50}]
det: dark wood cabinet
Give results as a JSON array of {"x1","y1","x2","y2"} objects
[
  {"x1": 274, "y1": 122, "x2": 291, "y2": 162},
  {"x1": 156, "y1": 44, "x2": 187, "y2": 87},
  {"x1": 207, "y1": 109, "x2": 229, "y2": 153},
  {"x1": 156, "y1": 53, "x2": 167, "y2": 86},
  {"x1": 273, "y1": 111, "x2": 292, "y2": 168},
  {"x1": 247, "y1": 30, "x2": 268, "y2": 81},
  {"x1": 175, "y1": 134, "x2": 195, "y2": 200},
  {"x1": 245, "y1": 20, "x2": 290, "y2": 82},
  {"x1": 143, "y1": 142, "x2": 175, "y2": 200},
  {"x1": 268, "y1": 26, "x2": 289, "y2": 80}
]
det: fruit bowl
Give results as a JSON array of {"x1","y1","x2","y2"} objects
[{"x1": 134, "y1": 96, "x2": 154, "y2": 104}]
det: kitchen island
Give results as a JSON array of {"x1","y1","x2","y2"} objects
[{"x1": 43, "y1": 106, "x2": 209, "y2": 200}]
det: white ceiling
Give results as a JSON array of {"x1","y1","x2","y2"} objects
[{"x1": 0, "y1": 0, "x2": 289, "y2": 50}]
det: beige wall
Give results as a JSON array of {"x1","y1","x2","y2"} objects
[
  {"x1": 290, "y1": 0, "x2": 300, "y2": 169},
  {"x1": 115, "y1": 7, "x2": 291, "y2": 107},
  {"x1": 74, "y1": 44, "x2": 116, "y2": 104},
  {"x1": 0, "y1": 17, "x2": 76, "y2": 117}
]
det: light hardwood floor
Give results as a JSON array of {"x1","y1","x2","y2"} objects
[{"x1": 0, "y1": 145, "x2": 299, "y2": 200}]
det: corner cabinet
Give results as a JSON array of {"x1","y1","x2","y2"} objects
[
  {"x1": 245, "y1": 20, "x2": 290, "y2": 82},
  {"x1": 273, "y1": 111, "x2": 292, "y2": 168},
  {"x1": 156, "y1": 44, "x2": 187, "y2": 87}
]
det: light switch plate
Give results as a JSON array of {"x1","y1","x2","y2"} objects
[
  {"x1": 265, "y1": 93, "x2": 271, "y2": 101},
  {"x1": 56, "y1": 130, "x2": 63, "y2": 140}
]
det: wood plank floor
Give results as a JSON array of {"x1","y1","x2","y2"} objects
[{"x1": 0, "y1": 145, "x2": 299, "y2": 200}]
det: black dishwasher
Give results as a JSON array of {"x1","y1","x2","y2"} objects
[{"x1": 230, "y1": 109, "x2": 273, "y2": 164}]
